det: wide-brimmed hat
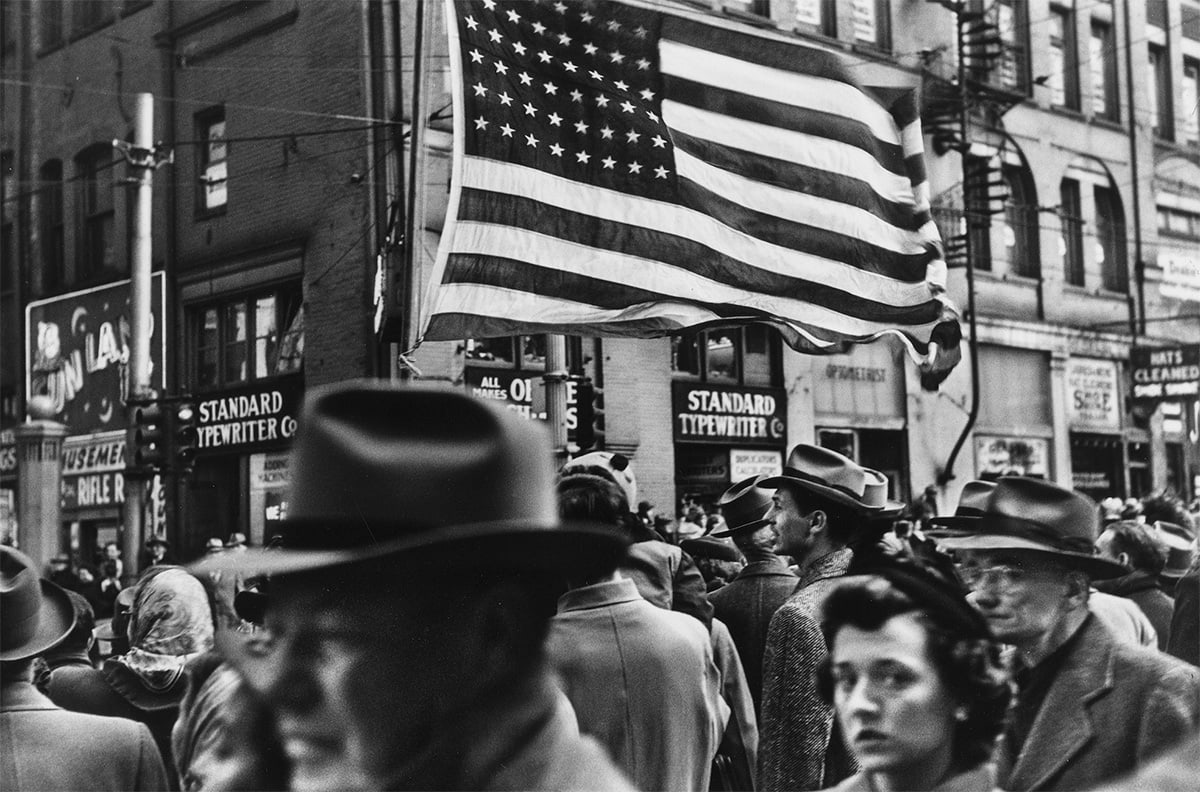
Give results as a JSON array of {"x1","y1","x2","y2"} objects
[
  {"x1": 758, "y1": 444, "x2": 901, "y2": 514},
  {"x1": 193, "y1": 381, "x2": 629, "y2": 580},
  {"x1": 711, "y1": 475, "x2": 773, "y2": 537},
  {"x1": 1, "y1": 546, "x2": 76, "y2": 662},
  {"x1": 145, "y1": 536, "x2": 170, "y2": 549},
  {"x1": 936, "y1": 477, "x2": 1126, "y2": 579},
  {"x1": 204, "y1": 538, "x2": 225, "y2": 554},
  {"x1": 1155, "y1": 522, "x2": 1198, "y2": 579},
  {"x1": 225, "y1": 532, "x2": 247, "y2": 549},
  {"x1": 927, "y1": 480, "x2": 997, "y2": 537}
]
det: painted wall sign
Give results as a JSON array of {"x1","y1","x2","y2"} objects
[
  {"x1": 60, "y1": 432, "x2": 126, "y2": 511},
  {"x1": 1065, "y1": 358, "x2": 1120, "y2": 432},
  {"x1": 25, "y1": 274, "x2": 167, "y2": 434},
  {"x1": 463, "y1": 367, "x2": 579, "y2": 430},
  {"x1": 1160, "y1": 251, "x2": 1200, "y2": 303},
  {"x1": 673, "y1": 382, "x2": 787, "y2": 446},
  {"x1": 196, "y1": 375, "x2": 303, "y2": 454},
  {"x1": 1130, "y1": 345, "x2": 1200, "y2": 402}
]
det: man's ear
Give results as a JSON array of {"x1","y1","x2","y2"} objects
[
  {"x1": 1117, "y1": 552, "x2": 1131, "y2": 569},
  {"x1": 809, "y1": 510, "x2": 828, "y2": 535}
]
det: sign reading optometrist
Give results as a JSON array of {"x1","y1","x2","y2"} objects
[
  {"x1": 1130, "y1": 345, "x2": 1200, "y2": 403},
  {"x1": 195, "y1": 375, "x2": 303, "y2": 454},
  {"x1": 673, "y1": 382, "x2": 787, "y2": 446},
  {"x1": 25, "y1": 274, "x2": 167, "y2": 434}
]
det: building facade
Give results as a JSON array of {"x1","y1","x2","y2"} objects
[{"x1": 3, "y1": 0, "x2": 1199, "y2": 563}]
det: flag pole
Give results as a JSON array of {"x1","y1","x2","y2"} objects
[{"x1": 544, "y1": 335, "x2": 569, "y2": 462}]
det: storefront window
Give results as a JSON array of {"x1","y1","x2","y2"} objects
[{"x1": 706, "y1": 331, "x2": 740, "y2": 383}]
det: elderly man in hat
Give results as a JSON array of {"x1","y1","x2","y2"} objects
[
  {"x1": 941, "y1": 477, "x2": 1200, "y2": 791},
  {"x1": 707, "y1": 475, "x2": 799, "y2": 714},
  {"x1": 201, "y1": 382, "x2": 635, "y2": 791},
  {"x1": 756, "y1": 444, "x2": 898, "y2": 791},
  {"x1": 2, "y1": 545, "x2": 170, "y2": 790}
]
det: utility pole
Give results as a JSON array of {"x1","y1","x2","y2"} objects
[{"x1": 116, "y1": 93, "x2": 170, "y2": 581}]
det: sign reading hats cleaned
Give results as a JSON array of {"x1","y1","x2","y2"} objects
[
  {"x1": 1130, "y1": 345, "x2": 1200, "y2": 402},
  {"x1": 673, "y1": 383, "x2": 787, "y2": 446}
]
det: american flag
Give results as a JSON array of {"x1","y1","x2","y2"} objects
[{"x1": 420, "y1": 0, "x2": 961, "y2": 383}]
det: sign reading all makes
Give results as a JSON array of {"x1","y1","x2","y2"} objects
[{"x1": 673, "y1": 382, "x2": 787, "y2": 446}]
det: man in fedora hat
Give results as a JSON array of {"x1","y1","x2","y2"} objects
[
  {"x1": 940, "y1": 477, "x2": 1200, "y2": 791},
  {"x1": 756, "y1": 444, "x2": 899, "y2": 791},
  {"x1": 199, "y1": 382, "x2": 635, "y2": 791},
  {"x1": 708, "y1": 475, "x2": 799, "y2": 713},
  {"x1": 2, "y1": 545, "x2": 170, "y2": 790}
]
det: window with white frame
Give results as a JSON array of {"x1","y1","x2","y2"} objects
[
  {"x1": 1048, "y1": 6, "x2": 1080, "y2": 109},
  {"x1": 191, "y1": 286, "x2": 304, "y2": 390},
  {"x1": 1185, "y1": 58, "x2": 1199, "y2": 145},
  {"x1": 1148, "y1": 45, "x2": 1173, "y2": 140},
  {"x1": 197, "y1": 107, "x2": 228, "y2": 213},
  {"x1": 1090, "y1": 22, "x2": 1117, "y2": 120}
]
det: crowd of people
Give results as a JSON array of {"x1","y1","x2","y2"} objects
[{"x1": 2, "y1": 380, "x2": 1199, "y2": 791}]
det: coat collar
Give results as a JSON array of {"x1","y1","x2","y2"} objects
[
  {"x1": 0, "y1": 680, "x2": 59, "y2": 712},
  {"x1": 556, "y1": 577, "x2": 643, "y2": 614},
  {"x1": 734, "y1": 555, "x2": 796, "y2": 579},
  {"x1": 1002, "y1": 616, "x2": 1117, "y2": 791},
  {"x1": 795, "y1": 547, "x2": 852, "y2": 590}
]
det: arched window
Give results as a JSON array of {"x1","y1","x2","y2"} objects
[
  {"x1": 1003, "y1": 164, "x2": 1039, "y2": 279},
  {"x1": 1094, "y1": 185, "x2": 1127, "y2": 293}
]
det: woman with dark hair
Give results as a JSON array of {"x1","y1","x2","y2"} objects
[{"x1": 817, "y1": 542, "x2": 1012, "y2": 792}]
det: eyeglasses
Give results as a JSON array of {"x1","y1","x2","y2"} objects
[{"x1": 956, "y1": 564, "x2": 1028, "y2": 590}]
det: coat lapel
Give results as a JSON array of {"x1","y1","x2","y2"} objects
[{"x1": 1004, "y1": 619, "x2": 1116, "y2": 791}]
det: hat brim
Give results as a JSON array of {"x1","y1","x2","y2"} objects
[
  {"x1": 709, "y1": 517, "x2": 772, "y2": 539},
  {"x1": 756, "y1": 473, "x2": 887, "y2": 514},
  {"x1": 0, "y1": 579, "x2": 76, "y2": 662},
  {"x1": 934, "y1": 534, "x2": 1127, "y2": 579},
  {"x1": 927, "y1": 514, "x2": 983, "y2": 529},
  {"x1": 191, "y1": 518, "x2": 629, "y2": 581}
]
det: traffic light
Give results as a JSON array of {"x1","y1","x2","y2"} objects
[
  {"x1": 574, "y1": 377, "x2": 606, "y2": 451},
  {"x1": 127, "y1": 397, "x2": 168, "y2": 476},
  {"x1": 575, "y1": 377, "x2": 596, "y2": 450},
  {"x1": 174, "y1": 400, "x2": 198, "y2": 474}
]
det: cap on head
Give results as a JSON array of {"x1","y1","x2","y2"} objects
[{"x1": 561, "y1": 451, "x2": 638, "y2": 511}]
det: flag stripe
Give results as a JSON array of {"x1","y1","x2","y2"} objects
[
  {"x1": 669, "y1": 126, "x2": 921, "y2": 230},
  {"x1": 659, "y1": 40, "x2": 902, "y2": 147},
  {"x1": 457, "y1": 158, "x2": 934, "y2": 287},
  {"x1": 662, "y1": 76, "x2": 909, "y2": 177},
  {"x1": 448, "y1": 194, "x2": 945, "y2": 321}
]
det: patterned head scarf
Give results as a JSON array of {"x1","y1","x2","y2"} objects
[{"x1": 104, "y1": 566, "x2": 214, "y2": 704}]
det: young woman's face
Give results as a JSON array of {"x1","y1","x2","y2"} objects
[{"x1": 831, "y1": 612, "x2": 958, "y2": 782}]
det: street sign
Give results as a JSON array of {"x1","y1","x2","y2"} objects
[{"x1": 1130, "y1": 345, "x2": 1200, "y2": 403}]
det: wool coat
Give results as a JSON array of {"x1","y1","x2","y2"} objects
[
  {"x1": 1, "y1": 680, "x2": 170, "y2": 791},
  {"x1": 621, "y1": 538, "x2": 714, "y2": 628},
  {"x1": 757, "y1": 548, "x2": 857, "y2": 792},
  {"x1": 999, "y1": 615, "x2": 1200, "y2": 791},
  {"x1": 709, "y1": 555, "x2": 799, "y2": 712},
  {"x1": 547, "y1": 577, "x2": 727, "y2": 792},
  {"x1": 1095, "y1": 570, "x2": 1175, "y2": 650},
  {"x1": 710, "y1": 618, "x2": 759, "y2": 792}
]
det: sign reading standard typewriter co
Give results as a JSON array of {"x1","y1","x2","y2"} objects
[
  {"x1": 196, "y1": 376, "x2": 303, "y2": 454},
  {"x1": 673, "y1": 382, "x2": 787, "y2": 447},
  {"x1": 1130, "y1": 345, "x2": 1200, "y2": 403}
]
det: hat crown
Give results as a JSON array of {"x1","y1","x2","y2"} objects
[
  {"x1": 1, "y1": 547, "x2": 44, "y2": 653},
  {"x1": 717, "y1": 475, "x2": 773, "y2": 532},
  {"x1": 953, "y1": 480, "x2": 997, "y2": 518},
  {"x1": 281, "y1": 382, "x2": 558, "y2": 549},
  {"x1": 778, "y1": 444, "x2": 890, "y2": 510},
  {"x1": 983, "y1": 477, "x2": 1099, "y2": 552}
]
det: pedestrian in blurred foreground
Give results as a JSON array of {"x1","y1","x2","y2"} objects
[
  {"x1": 941, "y1": 477, "x2": 1200, "y2": 791},
  {"x1": 818, "y1": 541, "x2": 1011, "y2": 791},
  {"x1": 201, "y1": 382, "x2": 635, "y2": 791},
  {"x1": 549, "y1": 473, "x2": 726, "y2": 791},
  {"x1": 1095, "y1": 520, "x2": 1174, "y2": 649},
  {"x1": 1, "y1": 545, "x2": 169, "y2": 790}
]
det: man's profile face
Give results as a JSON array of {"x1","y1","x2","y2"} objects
[
  {"x1": 958, "y1": 550, "x2": 1075, "y2": 649},
  {"x1": 769, "y1": 486, "x2": 815, "y2": 560},
  {"x1": 260, "y1": 572, "x2": 473, "y2": 791}
]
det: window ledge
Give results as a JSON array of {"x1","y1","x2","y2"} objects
[{"x1": 1089, "y1": 116, "x2": 1125, "y2": 133}]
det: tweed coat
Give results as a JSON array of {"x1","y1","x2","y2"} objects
[
  {"x1": 708, "y1": 555, "x2": 799, "y2": 712},
  {"x1": 757, "y1": 548, "x2": 857, "y2": 792},
  {"x1": 1, "y1": 680, "x2": 170, "y2": 791},
  {"x1": 999, "y1": 615, "x2": 1200, "y2": 791},
  {"x1": 546, "y1": 577, "x2": 727, "y2": 792}
]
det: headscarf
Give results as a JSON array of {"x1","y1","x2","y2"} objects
[{"x1": 103, "y1": 566, "x2": 214, "y2": 708}]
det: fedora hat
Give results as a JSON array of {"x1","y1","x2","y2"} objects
[
  {"x1": 758, "y1": 444, "x2": 900, "y2": 514},
  {"x1": 1155, "y1": 522, "x2": 1198, "y2": 580},
  {"x1": 1, "y1": 546, "x2": 76, "y2": 662},
  {"x1": 194, "y1": 381, "x2": 629, "y2": 580},
  {"x1": 937, "y1": 477, "x2": 1126, "y2": 579},
  {"x1": 711, "y1": 475, "x2": 773, "y2": 537},
  {"x1": 927, "y1": 480, "x2": 997, "y2": 537}
]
